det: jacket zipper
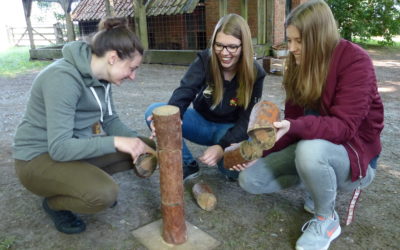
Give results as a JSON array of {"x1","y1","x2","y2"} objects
[{"x1": 346, "y1": 142, "x2": 363, "y2": 180}]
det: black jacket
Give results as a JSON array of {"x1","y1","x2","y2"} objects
[{"x1": 168, "y1": 49, "x2": 266, "y2": 149}]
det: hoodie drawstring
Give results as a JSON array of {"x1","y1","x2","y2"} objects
[{"x1": 90, "y1": 84, "x2": 112, "y2": 123}]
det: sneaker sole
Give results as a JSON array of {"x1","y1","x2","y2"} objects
[{"x1": 183, "y1": 171, "x2": 200, "y2": 182}]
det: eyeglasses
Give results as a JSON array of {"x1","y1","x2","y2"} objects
[{"x1": 214, "y1": 42, "x2": 241, "y2": 53}]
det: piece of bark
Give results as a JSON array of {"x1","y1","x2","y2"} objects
[
  {"x1": 152, "y1": 105, "x2": 187, "y2": 245},
  {"x1": 192, "y1": 182, "x2": 217, "y2": 211},
  {"x1": 247, "y1": 100, "x2": 280, "y2": 150},
  {"x1": 223, "y1": 141, "x2": 263, "y2": 169}
]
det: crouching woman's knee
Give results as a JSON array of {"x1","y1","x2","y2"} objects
[
  {"x1": 295, "y1": 139, "x2": 330, "y2": 174},
  {"x1": 238, "y1": 170, "x2": 265, "y2": 194},
  {"x1": 83, "y1": 181, "x2": 119, "y2": 213}
]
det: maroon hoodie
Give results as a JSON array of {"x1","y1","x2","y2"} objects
[{"x1": 264, "y1": 39, "x2": 384, "y2": 182}]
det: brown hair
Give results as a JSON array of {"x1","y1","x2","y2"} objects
[
  {"x1": 283, "y1": 0, "x2": 340, "y2": 109},
  {"x1": 209, "y1": 13, "x2": 256, "y2": 109},
  {"x1": 90, "y1": 17, "x2": 143, "y2": 59}
]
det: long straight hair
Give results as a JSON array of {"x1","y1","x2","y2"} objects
[
  {"x1": 209, "y1": 14, "x2": 255, "y2": 109},
  {"x1": 283, "y1": 0, "x2": 340, "y2": 109}
]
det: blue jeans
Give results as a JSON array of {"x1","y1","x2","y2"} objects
[
  {"x1": 239, "y1": 139, "x2": 376, "y2": 218},
  {"x1": 145, "y1": 102, "x2": 238, "y2": 178}
]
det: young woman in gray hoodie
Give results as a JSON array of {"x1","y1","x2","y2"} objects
[{"x1": 13, "y1": 17, "x2": 154, "y2": 234}]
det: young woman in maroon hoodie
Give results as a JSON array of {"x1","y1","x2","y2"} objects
[{"x1": 235, "y1": 1, "x2": 384, "y2": 249}]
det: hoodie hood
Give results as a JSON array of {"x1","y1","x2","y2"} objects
[{"x1": 62, "y1": 41, "x2": 101, "y2": 87}]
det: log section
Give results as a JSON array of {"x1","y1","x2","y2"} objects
[{"x1": 152, "y1": 105, "x2": 187, "y2": 245}]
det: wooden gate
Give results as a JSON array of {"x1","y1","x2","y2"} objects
[{"x1": 7, "y1": 23, "x2": 67, "y2": 46}]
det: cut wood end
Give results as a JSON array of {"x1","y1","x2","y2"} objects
[
  {"x1": 249, "y1": 128, "x2": 275, "y2": 144},
  {"x1": 197, "y1": 193, "x2": 217, "y2": 211},
  {"x1": 153, "y1": 105, "x2": 180, "y2": 116}
]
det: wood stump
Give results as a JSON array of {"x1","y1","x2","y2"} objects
[{"x1": 152, "y1": 105, "x2": 187, "y2": 245}]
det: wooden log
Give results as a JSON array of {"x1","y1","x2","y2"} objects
[
  {"x1": 152, "y1": 105, "x2": 187, "y2": 245},
  {"x1": 158, "y1": 150, "x2": 184, "y2": 203},
  {"x1": 223, "y1": 141, "x2": 263, "y2": 169},
  {"x1": 152, "y1": 105, "x2": 182, "y2": 150},
  {"x1": 134, "y1": 152, "x2": 157, "y2": 178},
  {"x1": 133, "y1": 138, "x2": 158, "y2": 178},
  {"x1": 247, "y1": 100, "x2": 280, "y2": 150},
  {"x1": 192, "y1": 182, "x2": 217, "y2": 211}
]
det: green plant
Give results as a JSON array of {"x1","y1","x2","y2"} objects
[
  {"x1": 326, "y1": 0, "x2": 400, "y2": 45},
  {"x1": 0, "y1": 236, "x2": 16, "y2": 250},
  {"x1": 0, "y1": 47, "x2": 51, "y2": 77}
]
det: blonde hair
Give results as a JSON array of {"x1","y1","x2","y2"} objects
[
  {"x1": 209, "y1": 14, "x2": 255, "y2": 109},
  {"x1": 283, "y1": 0, "x2": 340, "y2": 109}
]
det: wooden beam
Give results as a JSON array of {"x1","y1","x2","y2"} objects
[
  {"x1": 105, "y1": 0, "x2": 115, "y2": 17},
  {"x1": 133, "y1": 0, "x2": 149, "y2": 49},
  {"x1": 240, "y1": 0, "x2": 248, "y2": 21},
  {"x1": 219, "y1": 0, "x2": 227, "y2": 18},
  {"x1": 266, "y1": 0, "x2": 274, "y2": 45},
  {"x1": 22, "y1": 0, "x2": 35, "y2": 49},
  {"x1": 257, "y1": 0, "x2": 266, "y2": 44},
  {"x1": 57, "y1": 0, "x2": 76, "y2": 42}
]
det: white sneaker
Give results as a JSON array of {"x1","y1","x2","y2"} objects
[{"x1": 296, "y1": 211, "x2": 341, "y2": 250}]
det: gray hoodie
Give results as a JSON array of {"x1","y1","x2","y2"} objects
[{"x1": 13, "y1": 41, "x2": 138, "y2": 161}]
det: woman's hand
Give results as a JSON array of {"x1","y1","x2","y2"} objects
[
  {"x1": 273, "y1": 120, "x2": 291, "y2": 142},
  {"x1": 147, "y1": 115, "x2": 183, "y2": 139},
  {"x1": 198, "y1": 145, "x2": 224, "y2": 166},
  {"x1": 146, "y1": 115, "x2": 157, "y2": 139},
  {"x1": 114, "y1": 137, "x2": 155, "y2": 163},
  {"x1": 230, "y1": 160, "x2": 257, "y2": 171}
]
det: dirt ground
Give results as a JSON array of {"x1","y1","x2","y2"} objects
[{"x1": 0, "y1": 46, "x2": 399, "y2": 250}]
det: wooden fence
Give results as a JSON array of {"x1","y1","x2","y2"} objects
[{"x1": 6, "y1": 23, "x2": 68, "y2": 47}]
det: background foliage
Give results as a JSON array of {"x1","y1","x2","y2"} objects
[{"x1": 326, "y1": 0, "x2": 400, "y2": 44}]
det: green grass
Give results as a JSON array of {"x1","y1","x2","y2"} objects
[
  {"x1": 0, "y1": 47, "x2": 51, "y2": 78},
  {"x1": 0, "y1": 236, "x2": 15, "y2": 250},
  {"x1": 353, "y1": 37, "x2": 400, "y2": 49}
]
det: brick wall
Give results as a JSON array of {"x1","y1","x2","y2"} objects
[
  {"x1": 204, "y1": 0, "x2": 258, "y2": 44},
  {"x1": 273, "y1": 0, "x2": 309, "y2": 45},
  {"x1": 291, "y1": 0, "x2": 309, "y2": 9},
  {"x1": 273, "y1": 0, "x2": 286, "y2": 45},
  {"x1": 204, "y1": 0, "x2": 310, "y2": 47}
]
